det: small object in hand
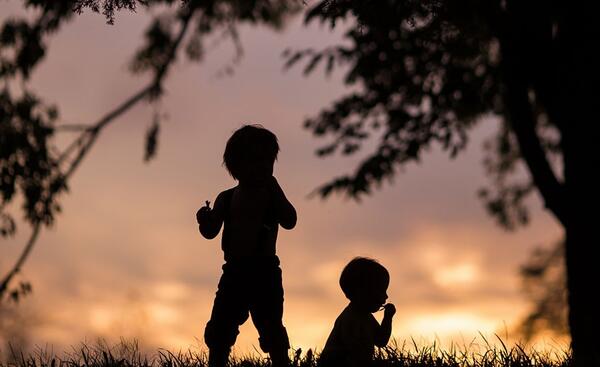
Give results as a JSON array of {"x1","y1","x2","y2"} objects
[{"x1": 196, "y1": 201, "x2": 211, "y2": 224}]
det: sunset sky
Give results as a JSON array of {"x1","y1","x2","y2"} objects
[{"x1": 1, "y1": 1, "x2": 565, "y2": 356}]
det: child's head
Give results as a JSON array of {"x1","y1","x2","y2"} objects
[
  {"x1": 340, "y1": 257, "x2": 390, "y2": 312},
  {"x1": 223, "y1": 124, "x2": 279, "y2": 184}
]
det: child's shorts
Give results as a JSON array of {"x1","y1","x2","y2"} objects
[{"x1": 204, "y1": 255, "x2": 289, "y2": 353}]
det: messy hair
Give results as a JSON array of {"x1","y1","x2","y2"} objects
[
  {"x1": 223, "y1": 124, "x2": 279, "y2": 180},
  {"x1": 340, "y1": 257, "x2": 390, "y2": 301}
]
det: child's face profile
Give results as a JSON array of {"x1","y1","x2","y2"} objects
[
  {"x1": 353, "y1": 280, "x2": 388, "y2": 313},
  {"x1": 365, "y1": 282, "x2": 388, "y2": 313}
]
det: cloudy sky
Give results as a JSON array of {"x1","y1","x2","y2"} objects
[{"x1": 1, "y1": 1, "x2": 565, "y2": 357}]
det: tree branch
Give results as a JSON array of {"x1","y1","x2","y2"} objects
[
  {"x1": 504, "y1": 79, "x2": 567, "y2": 226},
  {"x1": 54, "y1": 124, "x2": 94, "y2": 132},
  {"x1": 60, "y1": 3, "x2": 196, "y2": 172},
  {"x1": 0, "y1": 222, "x2": 41, "y2": 301},
  {"x1": 499, "y1": 11, "x2": 567, "y2": 226}
]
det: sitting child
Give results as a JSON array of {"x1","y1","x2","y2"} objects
[{"x1": 320, "y1": 257, "x2": 396, "y2": 367}]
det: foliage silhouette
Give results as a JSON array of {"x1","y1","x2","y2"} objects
[{"x1": 518, "y1": 240, "x2": 568, "y2": 342}]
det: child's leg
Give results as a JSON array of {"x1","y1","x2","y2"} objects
[
  {"x1": 206, "y1": 347, "x2": 230, "y2": 367},
  {"x1": 205, "y1": 263, "x2": 251, "y2": 367},
  {"x1": 267, "y1": 343, "x2": 290, "y2": 367},
  {"x1": 252, "y1": 309, "x2": 290, "y2": 367},
  {"x1": 250, "y1": 258, "x2": 290, "y2": 367}
]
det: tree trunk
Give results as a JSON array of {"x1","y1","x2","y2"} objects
[
  {"x1": 556, "y1": 5, "x2": 600, "y2": 365},
  {"x1": 563, "y1": 133, "x2": 600, "y2": 366}
]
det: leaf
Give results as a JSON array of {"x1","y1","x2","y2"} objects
[
  {"x1": 283, "y1": 50, "x2": 307, "y2": 70},
  {"x1": 303, "y1": 53, "x2": 323, "y2": 75},
  {"x1": 185, "y1": 34, "x2": 203, "y2": 62},
  {"x1": 144, "y1": 116, "x2": 160, "y2": 162},
  {"x1": 0, "y1": 212, "x2": 16, "y2": 237},
  {"x1": 325, "y1": 53, "x2": 335, "y2": 76}
]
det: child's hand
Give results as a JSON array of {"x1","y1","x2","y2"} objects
[
  {"x1": 196, "y1": 200, "x2": 211, "y2": 224},
  {"x1": 383, "y1": 303, "x2": 396, "y2": 319}
]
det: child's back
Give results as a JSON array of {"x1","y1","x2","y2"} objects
[
  {"x1": 219, "y1": 183, "x2": 279, "y2": 259},
  {"x1": 321, "y1": 303, "x2": 384, "y2": 366}
]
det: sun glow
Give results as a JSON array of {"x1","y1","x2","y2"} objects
[
  {"x1": 89, "y1": 307, "x2": 114, "y2": 333},
  {"x1": 404, "y1": 313, "x2": 498, "y2": 337},
  {"x1": 433, "y1": 263, "x2": 478, "y2": 287}
]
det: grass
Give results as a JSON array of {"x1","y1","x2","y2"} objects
[{"x1": 0, "y1": 338, "x2": 571, "y2": 367}]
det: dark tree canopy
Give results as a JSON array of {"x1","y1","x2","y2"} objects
[{"x1": 286, "y1": 0, "x2": 562, "y2": 231}]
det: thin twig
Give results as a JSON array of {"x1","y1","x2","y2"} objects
[
  {"x1": 54, "y1": 124, "x2": 94, "y2": 132},
  {"x1": 0, "y1": 221, "x2": 41, "y2": 300}
]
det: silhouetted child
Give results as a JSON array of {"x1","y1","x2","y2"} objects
[
  {"x1": 196, "y1": 125, "x2": 297, "y2": 367},
  {"x1": 319, "y1": 257, "x2": 396, "y2": 367}
]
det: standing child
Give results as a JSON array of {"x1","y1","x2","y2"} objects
[
  {"x1": 320, "y1": 257, "x2": 396, "y2": 367},
  {"x1": 196, "y1": 125, "x2": 297, "y2": 367}
]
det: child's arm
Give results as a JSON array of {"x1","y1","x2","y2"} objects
[
  {"x1": 375, "y1": 303, "x2": 396, "y2": 347},
  {"x1": 270, "y1": 176, "x2": 297, "y2": 230},
  {"x1": 196, "y1": 191, "x2": 226, "y2": 239}
]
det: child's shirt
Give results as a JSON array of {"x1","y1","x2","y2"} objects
[
  {"x1": 320, "y1": 304, "x2": 383, "y2": 366},
  {"x1": 219, "y1": 185, "x2": 278, "y2": 261}
]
